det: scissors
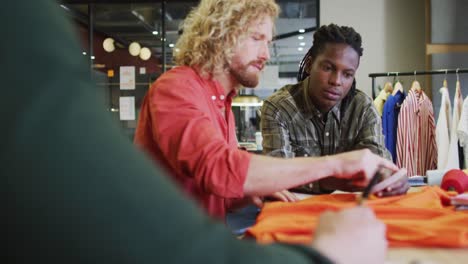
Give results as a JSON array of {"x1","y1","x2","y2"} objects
[{"x1": 357, "y1": 169, "x2": 385, "y2": 206}]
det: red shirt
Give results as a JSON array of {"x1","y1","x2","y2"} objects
[{"x1": 134, "y1": 66, "x2": 252, "y2": 219}]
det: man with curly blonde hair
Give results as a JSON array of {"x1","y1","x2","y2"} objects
[{"x1": 134, "y1": 1, "x2": 393, "y2": 261}]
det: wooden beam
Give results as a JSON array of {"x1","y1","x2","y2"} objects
[{"x1": 426, "y1": 44, "x2": 468, "y2": 54}]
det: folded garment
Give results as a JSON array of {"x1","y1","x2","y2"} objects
[{"x1": 246, "y1": 186, "x2": 468, "y2": 248}]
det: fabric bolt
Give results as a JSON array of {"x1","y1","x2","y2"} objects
[
  {"x1": 446, "y1": 81, "x2": 463, "y2": 169},
  {"x1": 441, "y1": 169, "x2": 468, "y2": 193},
  {"x1": 396, "y1": 90, "x2": 437, "y2": 176},
  {"x1": 247, "y1": 186, "x2": 468, "y2": 248},
  {"x1": 382, "y1": 90, "x2": 406, "y2": 162},
  {"x1": 436, "y1": 87, "x2": 452, "y2": 169},
  {"x1": 134, "y1": 66, "x2": 251, "y2": 219},
  {"x1": 458, "y1": 97, "x2": 468, "y2": 169},
  {"x1": 374, "y1": 89, "x2": 391, "y2": 116}
]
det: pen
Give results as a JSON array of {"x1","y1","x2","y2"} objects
[{"x1": 358, "y1": 170, "x2": 385, "y2": 206}]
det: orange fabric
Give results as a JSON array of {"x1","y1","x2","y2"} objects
[{"x1": 247, "y1": 186, "x2": 468, "y2": 248}]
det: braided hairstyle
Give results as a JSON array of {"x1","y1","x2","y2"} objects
[
  {"x1": 297, "y1": 24, "x2": 363, "y2": 109},
  {"x1": 298, "y1": 24, "x2": 363, "y2": 81}
]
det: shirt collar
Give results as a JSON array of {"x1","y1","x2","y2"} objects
[
  {"x1": 394, "y1": 89, "x2": 406, "y2": 99},
  {"x1": 210, "y1": 78, "x2": 235, "y2": 107},
  {"x1": 410, "y1": 89, "x2": 426, "y2": 113}
]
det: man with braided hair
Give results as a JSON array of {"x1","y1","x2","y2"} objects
[{"x1": 261, "y1": 24, "x2": 409, "y2": 195}]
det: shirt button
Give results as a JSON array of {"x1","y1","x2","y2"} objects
[
  {"x1": 211, "y1": 95, "x2": 216, "y2": 100},
  {"x1": 325, "y1": 132, "x2": 329, "y2": 136},
  {"x1": 220, "y1": 95, "x2": 225, "y2": 100}
]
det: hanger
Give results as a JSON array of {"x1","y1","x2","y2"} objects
[
  {"x1": 443, "y1": 69, "x2": 448, "y2": 88},
  {"x1": 411, "y1": 71, "x2": 422, "y2": 93},
  {"x1": 456, "y1": 68, "x2": 462, "y2": 98},
  {"x1": 383, "y1": 82, "x2": 393, "y2": 93},
  {"x1": 439, "y1": 69, "x2": 449, "y2": 101},
  {"x1": 383, "y1": 72, "x2": 393, "y2": 93},
  {"x1": 392, "y1": 72, "x2": 403, "y2": 95}
]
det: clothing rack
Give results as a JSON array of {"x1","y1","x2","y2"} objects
[{"x1": 369, "y1": 68, "x2": 468, "y2": 99}]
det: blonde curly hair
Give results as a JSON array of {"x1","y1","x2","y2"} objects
[{"x1": 173, "y1": 0, "x2": 279, "y2": 77}]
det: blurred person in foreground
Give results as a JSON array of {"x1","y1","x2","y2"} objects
[{"x1": 4, "y1": 0, "x2": 387, "y2": 263}]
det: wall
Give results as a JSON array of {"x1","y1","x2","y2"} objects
[
  {"x1": 320, "y1": 0, "x2": 425, "y2": 96},
  {"x1": 430, "y1": 0, "x2": 468, "y2": 120}
]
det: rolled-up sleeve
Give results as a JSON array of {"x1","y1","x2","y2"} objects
[{"x1": 149, "y1": 76, "x2": 251, "y2": 198}]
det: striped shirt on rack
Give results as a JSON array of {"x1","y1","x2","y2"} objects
[{"x1": 396, "y1": 89, "x2": 437, "y2": 176}]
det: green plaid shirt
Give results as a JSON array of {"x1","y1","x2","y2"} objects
[{"x1": 260, "y1": 77, "x2": 391, "y2": 193}]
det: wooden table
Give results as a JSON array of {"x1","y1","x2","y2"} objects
[
  {"x1": 293, "y1": 190, "x2": 468, "y2": 263},
  {"x1": 386, "y1": 248, "x2": 468, "y2": 264}
]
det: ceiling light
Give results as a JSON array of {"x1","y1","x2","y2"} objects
[
  {"x1": 152, "y1": 31, "x2": 159, "y2": 35},
  {"x1": 298, "y1": 29, "x2": 305, "y2": 33},
  {"x1": 139, "y1": 47, "x2": 151, "y2": 61},
  {"x1": 103, "y1": 37, "x2": 115, "y2": 52},
  {"x1": 129, "y1": 42, "x2": 141, "y2": 56},
  {"x1": 298, "y1": 47, "x2": 304, "y2": 51},
  {"x1": 91, "y1": 55, "x2": 96, "y2": 60},
  {"x1": 169, "y1": 43, "x2": 175, "y2": 48},
  {"x1": 300, "y1": 42, "x2": 306, "y2": 46},
  {"x1": 298, "y1": 36, "x2": 304, "y2": 40},
  {"x1": 82, "y1": 51, "x2": 87, "y2": 55}
]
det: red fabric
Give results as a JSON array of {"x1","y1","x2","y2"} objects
[
  {"x1": 247, "y1": 187, "x2": 468, "y2": 248},
  {"x1": 134, "y1": 66, "x2": 252, "y2": 219}
]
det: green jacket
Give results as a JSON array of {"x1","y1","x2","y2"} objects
[{"x1": 2, "y1": 1, "x2": 332, "y2": 263}]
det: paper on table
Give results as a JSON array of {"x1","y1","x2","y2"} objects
[
  {"x1": 120, "y1": 66, "x2": 135, "y2": 90},
  {"x1": 119, "y1": 96, "x2": 135, "y2": 120}
]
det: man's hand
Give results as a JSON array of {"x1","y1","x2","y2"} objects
[
  {"x1": 266, "y1": 189, "x2": 299, "y2": 202},
  {"x1": 250, "y1": 190, "x2": 299, "y2": 208},
  {"x1": 319, "y1": 168, "x2": 410, "y2": 197},
  {"x1": 332, "y1": 149, "x2": 398, "y2": 186},
  {"x1": 373, "y1": 168, "x2": 410, "y2": 197},
  {"x1": 376, "y1": 179, "x2": 409, "y2": 197},
  {"x1": 312, "y1": 207, "x2": 387, "y2": 264}
]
